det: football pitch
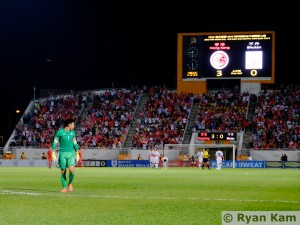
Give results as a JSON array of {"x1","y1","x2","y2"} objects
[{"x1": 0, "y1": 167, "x2": 299, "y2": 225}]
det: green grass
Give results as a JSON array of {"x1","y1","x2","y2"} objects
[{"x1": 0, "y1": 167, "x2": 299, "y2": 225}]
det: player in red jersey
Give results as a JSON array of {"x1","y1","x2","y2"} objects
[{"x1": 47, "y1": 148, "x2": 53, "y2": 169}]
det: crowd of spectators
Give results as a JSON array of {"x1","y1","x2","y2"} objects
[
  {"x1": 131, "y1": 85, "x2": 194, "y2": 149},
  {"x1": 192, "y1": 90, "x2": 250, "y2": 133},
  {"x1": 77, "y1": 88, "x2": 143, "y2": 148},
  {"x1": 10, "y1": 91, "x2": 86, "y2": 147},
  {"x1": 248, "y1": 84, "x2": 300, "y2": 149},
  {"x1": 7, "y1": 83, "x2": 300, "y2": 151}
]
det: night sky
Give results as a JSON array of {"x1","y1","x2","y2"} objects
[{"x1": 0, "y1": 1, "x2": 295, "y2": 145}]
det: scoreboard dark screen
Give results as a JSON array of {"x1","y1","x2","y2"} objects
[{"x1": 181, "y1": 32, "x2": 275, "y2": 81}]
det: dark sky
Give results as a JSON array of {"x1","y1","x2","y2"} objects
[{"x1": 0, "y1": 1, "x2": 295, "y2": 144}]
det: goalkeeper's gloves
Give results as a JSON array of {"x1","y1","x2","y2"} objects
[
  {"x1": 75, "y1": 151, "x2": 80, "y2": 162},
  {"x1": 51, "y1": 151, "x2": 57, "y2": 161}
]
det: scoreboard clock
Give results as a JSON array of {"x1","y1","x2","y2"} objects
[
  {"x1": 180, "y1": 31, "x2": 275, "y2": 81},
  {"x1": 198, "y1": 132, "x2": 237, "y2": 141}
]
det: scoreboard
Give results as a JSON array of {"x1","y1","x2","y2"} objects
[
  {"x1": 198, "y1": 132, "x2": 237, "y2": 141},
  {"x1": 179, "y1": 31, "x2": 275, "y2": 81}
]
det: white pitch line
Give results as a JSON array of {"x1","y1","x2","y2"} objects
[{"x1": 0, "y1": 190, "x2": 298, "y2": 204}]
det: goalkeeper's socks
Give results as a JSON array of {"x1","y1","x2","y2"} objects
[
  {"x1": 61, "y1": 173, "x2": 67, "y2": 188},
  {"x1": 69, "y1": 173, "x2": 75, "y2": 184}
]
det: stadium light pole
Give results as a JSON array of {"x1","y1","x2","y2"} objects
[{"x1": 33, "y1": 86, "x2": 36, "y2": 101}]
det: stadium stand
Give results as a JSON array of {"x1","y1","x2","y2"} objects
[{"x1": 3, "y1": 83, "x2": 300, "y2": 162}]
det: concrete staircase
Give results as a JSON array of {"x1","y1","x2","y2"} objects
[
  {"x1": 182, "y1": 100, "x2": 200, "y2": 144},
  {"x1": 122, "y1": 93, "x2": 148, "y2": 148},
  {"x1": 242, "y1": 94, "x2": 257, "y2": 151},
  {"x1": 75, "y1": 94, "x2": 93, "y2": 135}
]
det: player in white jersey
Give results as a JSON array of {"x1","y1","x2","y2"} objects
[
  {"x1": 196, "y1": 149, "x2": 204, "y2": 168},
  {"x1": 152, "y1": 148, "x2": 160, "y2": 169},
  {"x1": 162, "y1": 155, "x2": 168, "y2": 170},
  {"x1": 162, "y1": 155, "x2": 169, "y2": 169},
  {"x1": 215, "y1": 149, "x2": 224, "y2": 170},
  {"x1": 148, "y1": 148, "x2": 154, "y2": 168}
]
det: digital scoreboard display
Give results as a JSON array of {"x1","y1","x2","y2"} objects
[
  {"x1": 180, "y1": 32, "x2": 275, "y2": 81},
  {"x1": 198, "y1": 132, "x2": 237, "y2": 141}
]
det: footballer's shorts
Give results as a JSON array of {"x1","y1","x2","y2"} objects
[{"x1": 59, "y1": 152, "x2": 75, "y2": 169}]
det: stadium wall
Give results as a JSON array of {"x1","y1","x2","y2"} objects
[
  {"x1": 2, "y1": 148, "x2": 300, "y2": 161},
  {"x1": 251, "y1": 150, "x2": 300, "y2": 161}
]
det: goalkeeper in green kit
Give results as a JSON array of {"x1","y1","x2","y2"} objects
[{"x1": 51, "y1": 118, "x2": 79, "y2": 193}]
